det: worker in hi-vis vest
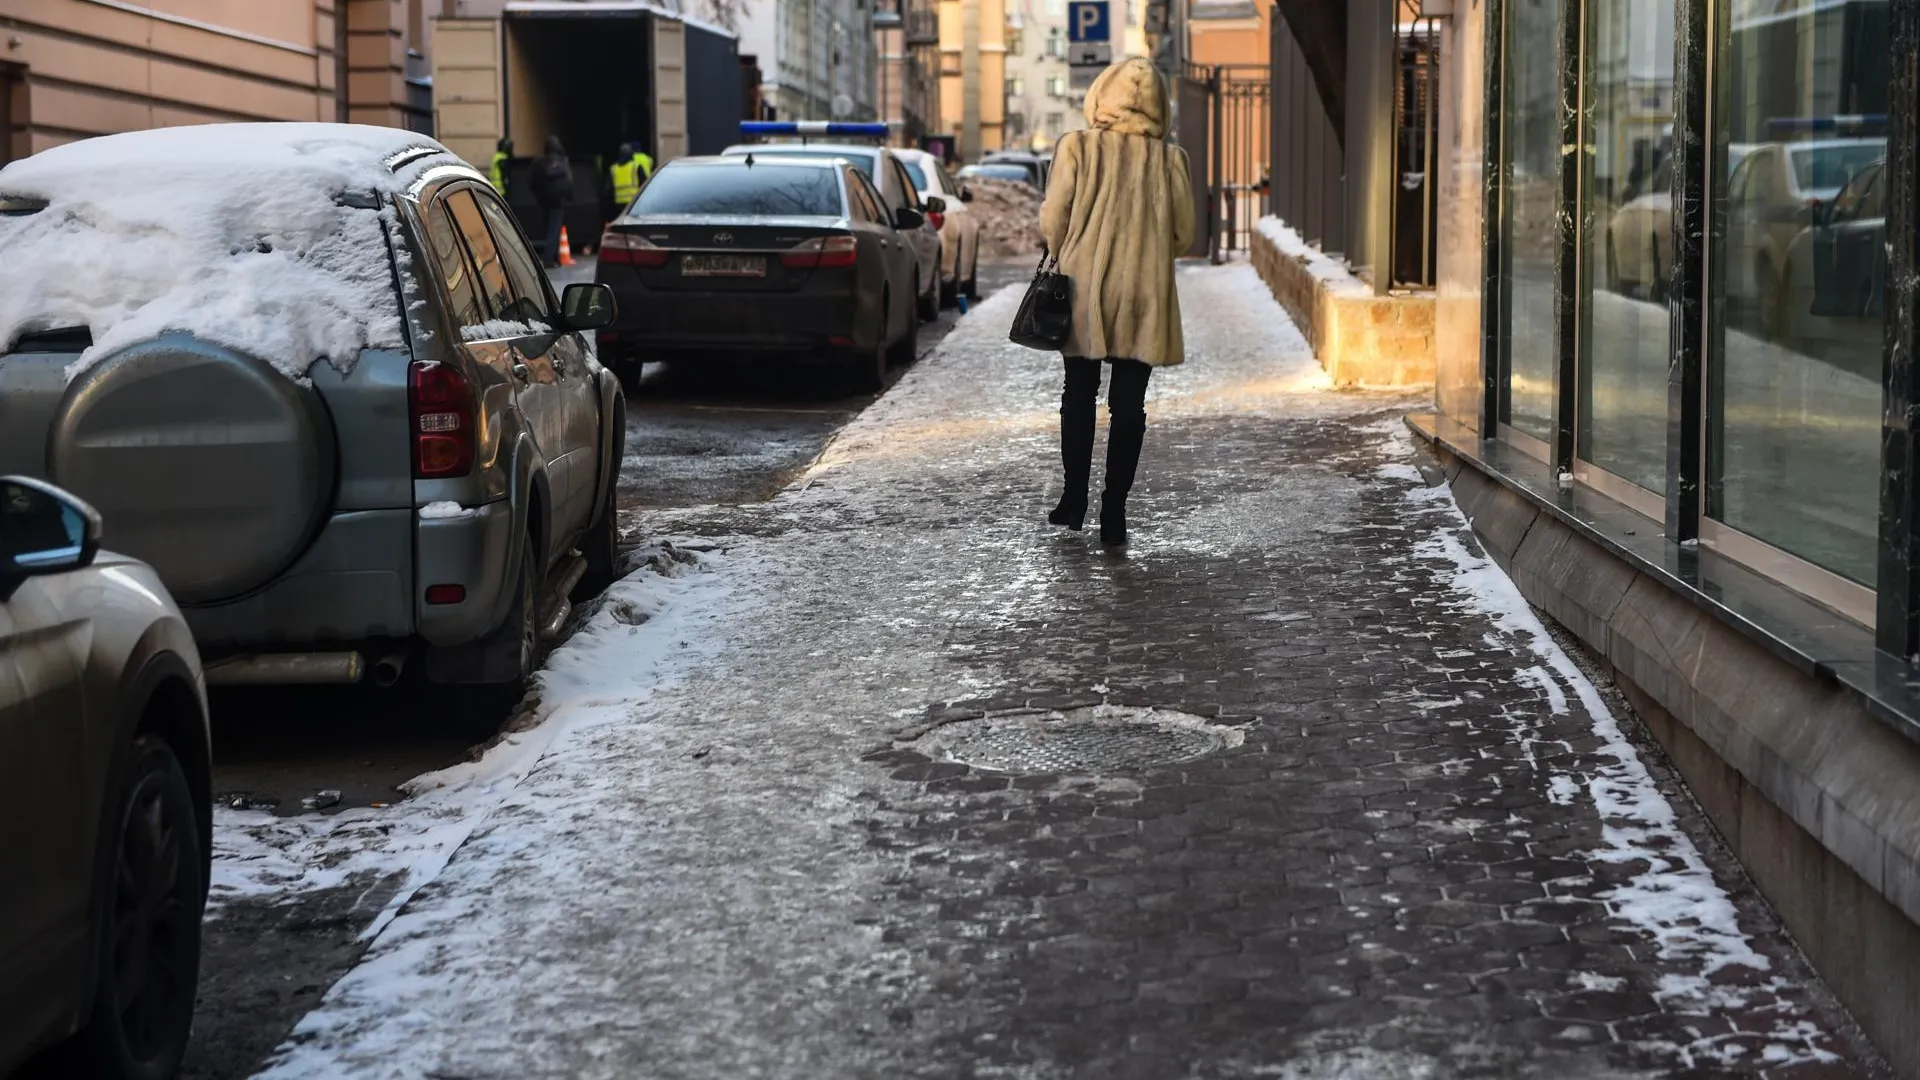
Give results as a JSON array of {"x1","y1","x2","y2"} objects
[
  {"x1": 489, "y1": 137, "x2": 513, "y2": 197},
  {"x1": 609, "y1": 143, "x2": 653, "y2": 211}
]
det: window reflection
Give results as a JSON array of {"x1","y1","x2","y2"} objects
[
  {"x1": 1579, "y1": 0, "x2": 1674, "y2": 493},
  {"x1": 1499, "y1": 0, "x2": 1561, "y2": 443},
  {"x1": 1707, "y1": 0, "x2": 1889, "y2": 587}
]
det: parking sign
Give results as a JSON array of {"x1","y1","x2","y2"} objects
[{"x1": 1068, "y1": 0, "x2": 1109, "y2": 42}]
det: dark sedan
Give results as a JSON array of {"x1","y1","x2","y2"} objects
[{"x1": 595, "y1": 156, "x2": 924, "y2": 392}]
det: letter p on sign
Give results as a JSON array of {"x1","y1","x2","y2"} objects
[{"x1": 1068, "y1": 0, "x2": 1109, "y2": 42}]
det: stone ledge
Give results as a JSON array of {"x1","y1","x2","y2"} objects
[
  {"x1": 1250, "y1": 218, "x2": 1436, "y2": 388},
  {"x1": 1432, "y1": 448, "x2": 1920, "y2": 1075}
]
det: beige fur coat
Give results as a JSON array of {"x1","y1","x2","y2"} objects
[{"x1": 1038, "y1": 57, "x2": 1195, "y2": 366}]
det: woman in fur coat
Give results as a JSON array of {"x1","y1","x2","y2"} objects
[{"x1": 1038, "y1": 56, "x2": 1195, "y2": 546}]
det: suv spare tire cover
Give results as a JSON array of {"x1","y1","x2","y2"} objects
[{"x1": 51, "y1": 336, "x2": 337, "y2": 605}]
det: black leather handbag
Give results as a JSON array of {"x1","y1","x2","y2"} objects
[{"x1": 1009, "y1": 249, "x2": 1073, "y2": 351}]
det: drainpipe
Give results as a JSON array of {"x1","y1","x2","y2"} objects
[{"x1": 962, "y1": 0, "x2": 981, "y2": 157}]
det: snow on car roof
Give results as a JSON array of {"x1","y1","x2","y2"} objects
[{"x1": 0, "y1": 123, "x2": 462, "y2": 383}]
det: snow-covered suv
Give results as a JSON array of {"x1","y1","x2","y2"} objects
[{"x1": 0, "y1": 124, "x2": 625, "y2": 694}]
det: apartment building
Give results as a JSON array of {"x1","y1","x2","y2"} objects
[
  {"x1": 874, "y1": 0, "x2": 938, "y2": 144},
  {"x1": 0, "y1": 0, "x2": 433, "y2": 165},
  {"x1": 935, "y1": 0, "x2": 1003, "y2": 158},
  {"x1": 1000, "y1": 0, "x2": 1078, "y2": 152}
]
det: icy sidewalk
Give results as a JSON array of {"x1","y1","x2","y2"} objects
[{"x1": 253, "y1": 265, "x2": 1872, "y2": 1079}]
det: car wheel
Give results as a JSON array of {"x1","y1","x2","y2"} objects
[
  {"x1": 65, "y1": 735, "x2": 204, "y2": 1080},
  {"x1": 847, "y1": 298, "x2": 888, "y2": 393},
  {"x1": 941, "y1": 278, "x2": 958, "y2": 308},
  {"x1": 577, "y1": 417, "x2": 625, "y2": 601},
  {"x1": 889, "y1": 292, "x2": 920, "y2": 369},
  {"x1": 916, "y1": 271, "x2": 940, "y2": 322},
  {"x1": 614, "y1": 353, "x2": 644, "y2": 395}
]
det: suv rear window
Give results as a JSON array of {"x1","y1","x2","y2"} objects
[{"x1": 633, "y1": 165, "x2": 845, "y2": 217}]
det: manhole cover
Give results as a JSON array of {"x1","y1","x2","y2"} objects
[{"x1": 912, "y1": 705, "x2": 1242, "y2": 773}]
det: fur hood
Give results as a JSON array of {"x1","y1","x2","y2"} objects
[{"x1": 1082, "y1": 57, "x2": 1169, "y2": 139}]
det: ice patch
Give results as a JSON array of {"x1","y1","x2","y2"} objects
[
  {"x1": 417, "y1": 500, "x2": 477, "y2": 520},
  {"x1": 1402, "y1": 487, "x2": 1825, "y2": 1060}
]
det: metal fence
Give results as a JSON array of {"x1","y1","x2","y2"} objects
[
  {"x1": 1268, "y1": 7, "x2": 1346, "y2": 257},
  {"x1": 1266, "y1": 0, "x2": 1440, "y2": 289},
  {"x1": 1178, "y1": 64, "x2": 1271, "y2": 263},
  {"x1": 1392, "y1": 3, "x2": 1441, "y2": 287}
]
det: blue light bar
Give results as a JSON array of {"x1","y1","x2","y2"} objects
[{"x1": 739, "y1": 121, "x2": 892, "y2": 138}]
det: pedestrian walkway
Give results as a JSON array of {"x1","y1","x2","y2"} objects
[{"x1": 256, "y1": 264, "x2": 1877, "y2": 1079}]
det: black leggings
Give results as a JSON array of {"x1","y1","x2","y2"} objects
[
  {"x1": 1059, "y1": 357, "x2": 1152, "y2": 503},
  {"x1": 1062, "y1": 356, "x2": 1152, "y2": 423}
]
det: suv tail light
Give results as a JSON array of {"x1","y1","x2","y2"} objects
[
  {"x1": 410, "y1": 360, "x2": 475, "y2": 478},
  {"x1": 781, "y1": 235, "x2": 859, "y2": 270},
  {"x1": 601, "y1": 231, "x2": 669, "y2": 268}
]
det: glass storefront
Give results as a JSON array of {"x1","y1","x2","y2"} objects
[
  {"x1": 1576, "y1": 0, "x2": 1674, "y2": 494},
  {"x1": 1467, "y1": 0, "x2": 1903, "y2": 619},
  {"x1": 1704, "y1": 0, "x2": 1889, "y2": 587},
  {"x1": 1497, "y1": 0, "x2": 1561, "y2": 443}
]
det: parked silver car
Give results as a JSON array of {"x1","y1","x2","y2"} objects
[
  {"x1": 0, "y1": 476, "x2": 211, "y2": 1079},
  {"x1": 0, "y1": 123, "x2": 624, "y2": 694}
]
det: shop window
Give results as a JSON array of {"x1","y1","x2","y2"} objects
[
  {"x1": 1574, "y1": 0, "x2": 1676, "y2": 496},
  {"x1": 1704, "y1": 3, "x2": 1889, "y2": 588},
  {"x1": 1495, "y1": 0, "x2": 1561, "y2": 446}
]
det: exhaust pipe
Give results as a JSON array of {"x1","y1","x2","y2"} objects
[{"x1": 370, "y1": 651, "x2": 408, "y2": 688}]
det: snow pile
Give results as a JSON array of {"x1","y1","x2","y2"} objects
[
  {"x1": 962, "y1": 176, "x2": 1045, "y2": 257},
  {"x1": 0, "y1": 124, "x2": 459, "y2": 383}
]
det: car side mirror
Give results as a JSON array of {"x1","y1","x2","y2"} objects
[
  {"x1": 559, "y1": 282, "x2": 618, "y2": 331},
  {"x1": 924, "y1": 196, "x2": 947, "y2": 214},
  {"x1": 0, "y1": 476, "x2": 102, "y2": 598},
  {"x1": 893, "y1": 207, "x2": 926, "y2": 231},
  {"x1": 960, "y1": 187, "x2": 974, "y2": 203}
]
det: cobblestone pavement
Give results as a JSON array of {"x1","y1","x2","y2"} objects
[{"x1": 256, "y1": 265, "x2": 1882, "y2": 1079}]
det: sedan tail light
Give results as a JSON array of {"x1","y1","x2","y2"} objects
[
  {"x1": 601, "y1": 231, "x2": 669, "y2": 268},
  {"x1": 409, "y1": 361, "x2": 475, "y2": 478},
  {"x1": 928, "y1": 212, "x2": 945, "y2": 231},
  {"x1": 781, "y1": 235, "x2": 859, "y2": 270}
]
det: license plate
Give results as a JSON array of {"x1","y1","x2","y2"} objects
[{"x1": 681, "y1": 253, "x2": 766, "y2": 277}]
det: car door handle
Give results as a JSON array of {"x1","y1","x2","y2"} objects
[{"x1": 512, "y1": 363, "x2": 531, "y2": 381}]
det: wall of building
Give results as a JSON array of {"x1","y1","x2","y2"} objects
[
  {"x1": 0, "y1": 0, "x2": 336, "y2": 155},
  {"x1": 937, "y1": 0, "x2": 1005, "y2": 157},
  {"x1": 1002, "y1": 0, "x2": 1081, "y2": 152},
  {"x1": 0, "y1": 0, "x2": 436, "y2": 157}
]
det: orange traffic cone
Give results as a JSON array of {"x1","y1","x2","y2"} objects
[{"x1": 557, "y1": 226, "x2": 575, "y2": 267}]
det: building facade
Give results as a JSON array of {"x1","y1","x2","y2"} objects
[
  {"x1": 1001, "y1": 0, "x2": 1081, "y2": 152},
  {"x1": 761, "y1": 0, "x2": 878, "y2": 120},
  {"x1": 937, "y1": 0, "x2": 1005, "y2": 158},
  {"x1": 0, "y1": 0, "x2": 434, "y2": 166},
  {"x1": 1260, "y1": 0, "x2": 1920, "y2": 1068},
  {"x1": 875, "y1": 0, "x2": 940, "y2": 144}
]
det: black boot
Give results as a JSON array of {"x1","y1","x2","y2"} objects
[
  {"x1": 1099, "y1": 411, "x2": 1146, "y2": 546},
  {"x1": 1051, "y1": 365, "x2": 1097, "y2": 529}
]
